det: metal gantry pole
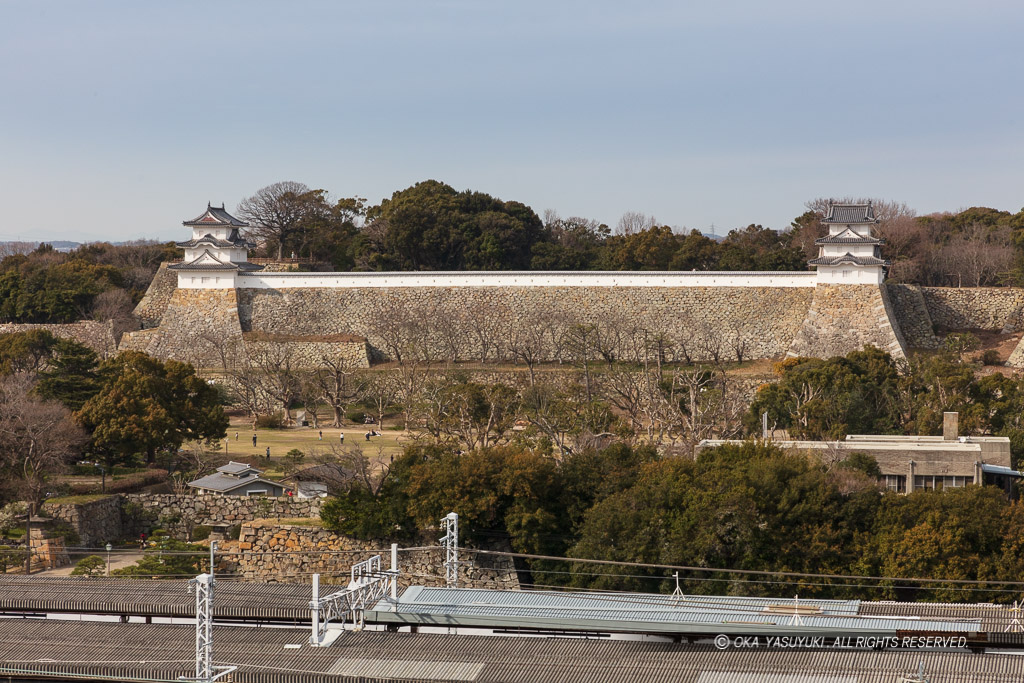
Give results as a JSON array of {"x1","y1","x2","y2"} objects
[
  {"x1": 191, "y1": 573, "x2": 215, "y2": 682},
  {"x1": 441, "y1": 512, "x2": 459, "y2": 588}
]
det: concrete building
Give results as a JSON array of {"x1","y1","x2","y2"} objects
[{"x1": 700, "y1": 412, "x2": 1023, "y2": 496}]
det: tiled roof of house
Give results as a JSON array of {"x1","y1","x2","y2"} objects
[{"x1": 167, "y1": 250, "x2": 241, "y2": 271}]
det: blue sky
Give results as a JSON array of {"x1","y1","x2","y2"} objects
[{"x1": 1, "y1": 0, "x2": 1022, "y2": 243}]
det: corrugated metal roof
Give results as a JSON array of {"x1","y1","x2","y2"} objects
[
  {"x1": 0, "y1": 576, "x2": 310, "y2": 620},
  {"x1": 1, "y1": 621, "x2": 1023, "y2": 683},
  {"x1": 368, "y1": 587, "x2": 978, "y2": 637}
]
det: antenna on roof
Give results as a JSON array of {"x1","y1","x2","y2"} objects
[
  {"x1": 1005, "y1": 601, "x2": 1023, "y2": 633},
  {"x1": 670, "y1": 571, "x2": 687, "y2": 604},
  {"x1": 896, "y1": 662, "x2": 930, "y2": 683},
  {"x1": 788, "y1": 594, "x2": 805, "y2": 627}
]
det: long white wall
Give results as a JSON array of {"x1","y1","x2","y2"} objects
[{"x1": 237, "y1": 271, "x2": 819, "y2": 289}]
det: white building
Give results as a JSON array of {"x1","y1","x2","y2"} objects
[
  {"x1": 808, "y1": 202, "x2": 888, "y2": 284},
  {"x1": 168, "y1": 203, "x2": 262, "y2": 288}
]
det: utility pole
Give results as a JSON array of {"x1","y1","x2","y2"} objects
[
  {"x1": 24, "y1": 503, "x2": 33, "y2": 575},
  {"x1": 180, "y1": 541, "x2": 235, "y2": 683}
]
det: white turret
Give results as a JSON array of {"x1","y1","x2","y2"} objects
[
  {"x1": 808, "y1": 202, "x2": 888, "y2": 284},
  {"x1": 168, "y1": 203, "x2": 261, "y2": 288}
]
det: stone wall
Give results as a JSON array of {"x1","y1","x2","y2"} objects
[
  {"x1": 123, "y1": 493, "x2": 322, "y2": 528},
  {"x1": 133, "y1": 263, "x2": 179, "y2": 329},
  {"x1": 236, "y1": 286, "x2": 816, "y2": 363},
  {"x1": 244, "y1": 333, "x2": 370, "y2": 368},
  {"x1": 788, "y1": 284, "x2": 907, "y2": 361},
  {"x1": 920, "y1": 287, "x2": 1024, "y2": 332},
  {"x1": 43, "y1": 495, "x2": 123, "y2": 547},
  {"x1": 120, "y1": 288, "x2": 244, "y2": 366},
  {"x1": 230, "y1": 520, "x2": 519, "y2": 589},
  {"x1": 0, "y1": 321, "x2": 117, "y2": 358},
  {"x1": 886, "y1": 284, "x2": 940, "y2": 349}
]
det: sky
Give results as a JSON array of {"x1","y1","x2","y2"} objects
[{"x1": 1, "y1": 0, "x2": 1022, "y2": 243}]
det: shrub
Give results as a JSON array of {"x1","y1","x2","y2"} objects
[
  {"x1": 192, "y1": 525, "x2": 212, "y2": 541},
  {"x1": 70, "y1": 555, "x2": 106, "y2": 577},
  {"x1": 982, "y1": 349, "x2": 1001, "y2": 366},
  {"x1": 345, "y1": 409, "x2": 365, "y2": 424},
  {"x1": 228, "y1": 524, "x2": 241, "y2": 540},
  {"x1": 0, "y1": 545, "x2": 28, "y2": 573},
  {"x1": 255, "y1": 412, "x2": 285, "y2": 429},
  {"x1": 286, "y1": 448, "x2": 304, "y2": 463}
]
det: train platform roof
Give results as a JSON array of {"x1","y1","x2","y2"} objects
[{"x1": 2, "y1": 619, "x2": 1024, "y2": 683}]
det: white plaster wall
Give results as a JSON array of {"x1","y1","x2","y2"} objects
[
  {"x1": 177, "y1": 272, "x2": 238, "y2": 289},
  {"x1": 816, "y1": 266, "x2": 884, "y2": 285},
  {"x1": 237, "y1": 271, "x2": 819, "y2": 289}
]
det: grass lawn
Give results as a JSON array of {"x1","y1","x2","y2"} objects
[{"x1": 199, "y1": 417, "x2": 409, "y2": 474}]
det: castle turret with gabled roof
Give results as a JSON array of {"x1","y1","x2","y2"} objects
[
  {"x1": 808, "y1": 201, "x2": 889, "y2": 284},
  {"x1": 168, "y1": 202, "x2": 262, "y2": 288}
]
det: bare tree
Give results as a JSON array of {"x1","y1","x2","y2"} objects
[
  {"x1": 0, "y1": 373, "x2": 86, "y2": 506},
  {"x1": 616, "y1": 211, "x2": 656, "y2": 236},
  {"x1": 306, "y1": 353, "x2": 365, "y2": 427},
  {"x1": 236, "y1": 181, "x2": 311, "y2": 259}
]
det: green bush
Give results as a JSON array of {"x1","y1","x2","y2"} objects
[
  {"x1": 70, "y1": 555, "x2": 106, "y2": 577},
  {"x1": 0, "y1": 545, "x2": 28, "y2": 573},
  {"x1": 982, "y1": 349, "x2": 1001, "y2": 366},
  {"x1": 192, "y1": 525, "x2": 212, "y2": 542},
  {"x1": 256, "y1": 412, "x2": 285, "y2": 429},
  {"x1": 345, "y1": 409, "x2": 365, "y2": 424},
  {"x1": 229, "y1": 524, "x2": 241, "y2": 540},
  {"x1": 286, "y1": 448, "x2": 304, "y2": 463}
]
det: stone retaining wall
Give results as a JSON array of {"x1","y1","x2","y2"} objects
[
  {"x1": 230, "y1": 520, "x2": 519, "y2": 589},
  {"x1": 886, "y1": 284, "x2": 940, "y2": 349},
  {"x1": 0, "y1": 321, "x2": 117, "y2": 358},
  {"x1": 920, "y1": 287, "x2": 1024, "y2": 332},
  {"x1": 43, "y1": 495, "x2": 123, "y2": 547},
  {"x1": 787, "y1": 284, "x2": 907, "y2": 361},
  {"x1": 133, "y1": 263, "x2": 178, "y2": 329},
  {"x1": 244, "y1": 335, "x2": 370, "y2": 368},
  {"x1": 123, "y1": 493, "x2": 322, "y2": 527},
  {"x1": 121, "y1": 288, "x2": 244, "y2": 366},
  {"x1": 237, "y1": 286, "x2": 815, "y2": 362}
]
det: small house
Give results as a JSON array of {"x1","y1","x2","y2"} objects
[{"x1": 188, "y1": 461, "x2": 289, "y2": 497}]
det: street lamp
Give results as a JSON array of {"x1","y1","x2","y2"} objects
[{"x1": 105, "y1": 543, "x2": 112, "y2": 576}]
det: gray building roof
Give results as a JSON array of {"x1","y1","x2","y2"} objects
[
  {"x1": 218, "y1": 460, "x2": 262, "y2": 475},
  {"x1": 815, "y1": 229, "x2": 884, "y2": 246},
  {"x1": 187, "y1": 468, "x2": 286, "y2": 494},
  {"x1": 823, "y1": 203, "x2": 879, "y2": 224},
  {"x1": 367, "y1": 587, "x2": 981, "y2": 637},
  {"x1": 182, "y1": 202, "x2": 249, "y2": 227},
  {"x1": 2, "y1": 620, "x2": 1023, "y2": 683}
]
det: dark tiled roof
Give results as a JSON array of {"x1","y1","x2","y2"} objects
[
  {"x1": 187, "y1": 471, "x2": 285, "y2": 493},
  {"x1": 815, "y1": 228, "x2": 883, "y2": 245},
  {"x1": 217, "y1": 460, "x2": 262, "y2": 475},
  {"x1": 809, "y1": 253, "x2": 889, "y2": 267},
  {"x1": 824, "y1": 203, "x2": 878, "y2": 224},
  {"x1": 175, "y1": 233, "x2": 241, "y2": 249},
  {"x1": 182, "y1": 202, "x2": 248, "y2": 227},
  {"x1": 167, "y1": 250, "x2": 240, "y2": 271}
]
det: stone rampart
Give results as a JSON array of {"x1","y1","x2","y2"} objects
[
  {"x1": 244, "y1": 333, "x2": 370, "y2": 368},
  {"x1": 121, "y1": 288, "x2": 244, "y2": 366},
  {"x1": 0, "y1": 321, "x2": 117, "y2": 358},
  {"x1": 886, "y1": 284, "x2": 940, "y2": 349},
  {"x1": 237, "y1": 285, "x2": 815, "y2": 363},
  {"x1": 788, "y1": 284, "x2": 907, "y2": 362},
  {"x1": 920, "y1": 287, "x2": 1024, "y2": 332},
  {"x1": 133, "y1": 262, "x2": 178, "y2": 329},
  {"x1": 230, "y1": 520, "x2": 519, "y2": 589},
  {"x1": 123, "y1": 493, "x2": 322, "y2": 528},
  {"x1": 43, "y1": 495, "x2": 123, "y2": 547}
]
